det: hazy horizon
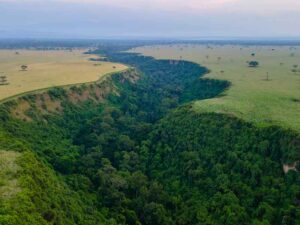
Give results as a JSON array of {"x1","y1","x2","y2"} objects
[{"x1": 1, "y1": 0, "x2": 300, "y2": 39}]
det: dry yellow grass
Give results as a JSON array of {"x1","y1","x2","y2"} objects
[{"x1": 0, "y1": 49, "x2": 127, "y2": 101}]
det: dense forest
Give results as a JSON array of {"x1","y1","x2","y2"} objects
[{"x1": 0, "y1": 44, "x2": 299, "y2": 225}]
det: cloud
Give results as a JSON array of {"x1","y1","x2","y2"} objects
[
  {"x1": 1, "y1": 0, "x2": 300, "y2": 38},
  {"x1": 0, "y1": 0, "x2": 239, "y2": 11},
  {"x1": 105, "y1": 0, "x2": 239, "y2": 10},
  {"x1": 2, "y1": 0, "x2": 300, "y2": 13},
  {"x1": 90, "y1": 0, "x2": 236, "y2": 9}
]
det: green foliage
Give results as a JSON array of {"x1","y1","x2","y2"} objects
[
  {"x1": 0, "y1": 151, "x2": 107, "y2": 225},
  {"x1": 48, "y1": 87, "x2": 67, "y2": 100},
  {"x1": 144, "y1": 108, "x2": 300, "y2": 225},
  {"x1": 248, "y1": 61, "x2": 259, "y2": 67}
]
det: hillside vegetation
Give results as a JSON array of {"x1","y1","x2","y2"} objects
[
  {"x1": 0, "y1": 44, "x2": 299, "y2": 225},
  {"x1": 132, "y1": 44, "x2": 300, "y2": 132}
]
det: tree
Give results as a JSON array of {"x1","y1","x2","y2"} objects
[
  {"x1": 0, "y1": 75, "x2": 8, "y2": 85},
  {"x1": 265, "y1": 72, "x2": 270, "y2": 81},
  {"x1": 143, "y1": 203, "x2": 171, "y2": 225},
  {"x1": 21, "y1": 65, "x2": 28, "y2": 71},
  {"x1": 292, "y1": 65, "x2": 299, "y2": 74},
  {"x1": 248, "y1": 61, "x2": 259, "y2": 67}
]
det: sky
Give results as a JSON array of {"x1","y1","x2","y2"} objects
[{"x1": 0, "y1": 0, "x2": 300, "y2": 39}]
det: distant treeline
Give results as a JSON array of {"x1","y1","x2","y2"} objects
[{"x1": 1, "y1": 38, "x2": 300, "y2": 49}]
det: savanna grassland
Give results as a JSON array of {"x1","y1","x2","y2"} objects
[
  {"x1": 0, "y1": 49, "x2": 127, "y2": 101},
  {"x1": 132, "y1": 44, "x2": 300, "y2": 132}
]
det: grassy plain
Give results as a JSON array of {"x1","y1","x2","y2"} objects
[
  {"x1": 0, "y1": 49, "x2": 127, "y2": 101},
  {"x1": 132, "y1": 44, "x2": 300, "y2": 132}
]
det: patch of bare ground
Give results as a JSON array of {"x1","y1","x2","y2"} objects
[
  {"x1": 9, "y1": 83, "x2": 114, "y2": 120},
  {"x1": 67, "y1": 83, "x2": 113, "y2": 104},
  {"x1": 10, "y1": 93, "x2": 62, "y2": 121},
  {"x1": 283, "y1": 161, "x2": 299, "y2": 173},
  {"x1": 42, "y1": 94, "x2": 62, "y2": 112},
  {"x1": 10, "y1": 100, "x2": 32, "y2": 122},
  {"x1": 122, "y1": 70, "x2": 140, "y2": 83}
]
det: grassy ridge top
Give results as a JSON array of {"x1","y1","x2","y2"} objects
[
  {"x1": 0, "y1": 49, "x2": 127, "y2": 101},
  {"x1": 132, "y1": 44, "x2": 300, "y2": 132}
]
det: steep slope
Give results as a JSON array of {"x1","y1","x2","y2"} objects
[{"x1": 0, "y1": 149, "x2": 108, "y2": 225}]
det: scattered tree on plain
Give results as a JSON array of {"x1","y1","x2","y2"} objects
[
  {"x1": 265, "y1": 72, "x2": 270, "y2": 81},
  {"x1": 0, "y1": 75, "x2": 8, "y2": 85},
  {"x1": 21, "y1": 65, "x2": 28, "y2": 71},
  {"x1": 248, "y1": 61, "x2": 259, "y2": 67},
  {"x1": 292, "y1": 65, "x2": 299, "y2": 74}
]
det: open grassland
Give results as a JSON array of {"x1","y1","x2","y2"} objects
[
  {"x1": 0, "y1": 49, "x2": 127, "y2": 101},
  {"x1": 132, "y1": 44, "x2": 300, "y2": 132}
]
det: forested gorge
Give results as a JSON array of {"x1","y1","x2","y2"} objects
[{"x1": 0, "y1": 46, "x2": 299, "y2": 225}]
